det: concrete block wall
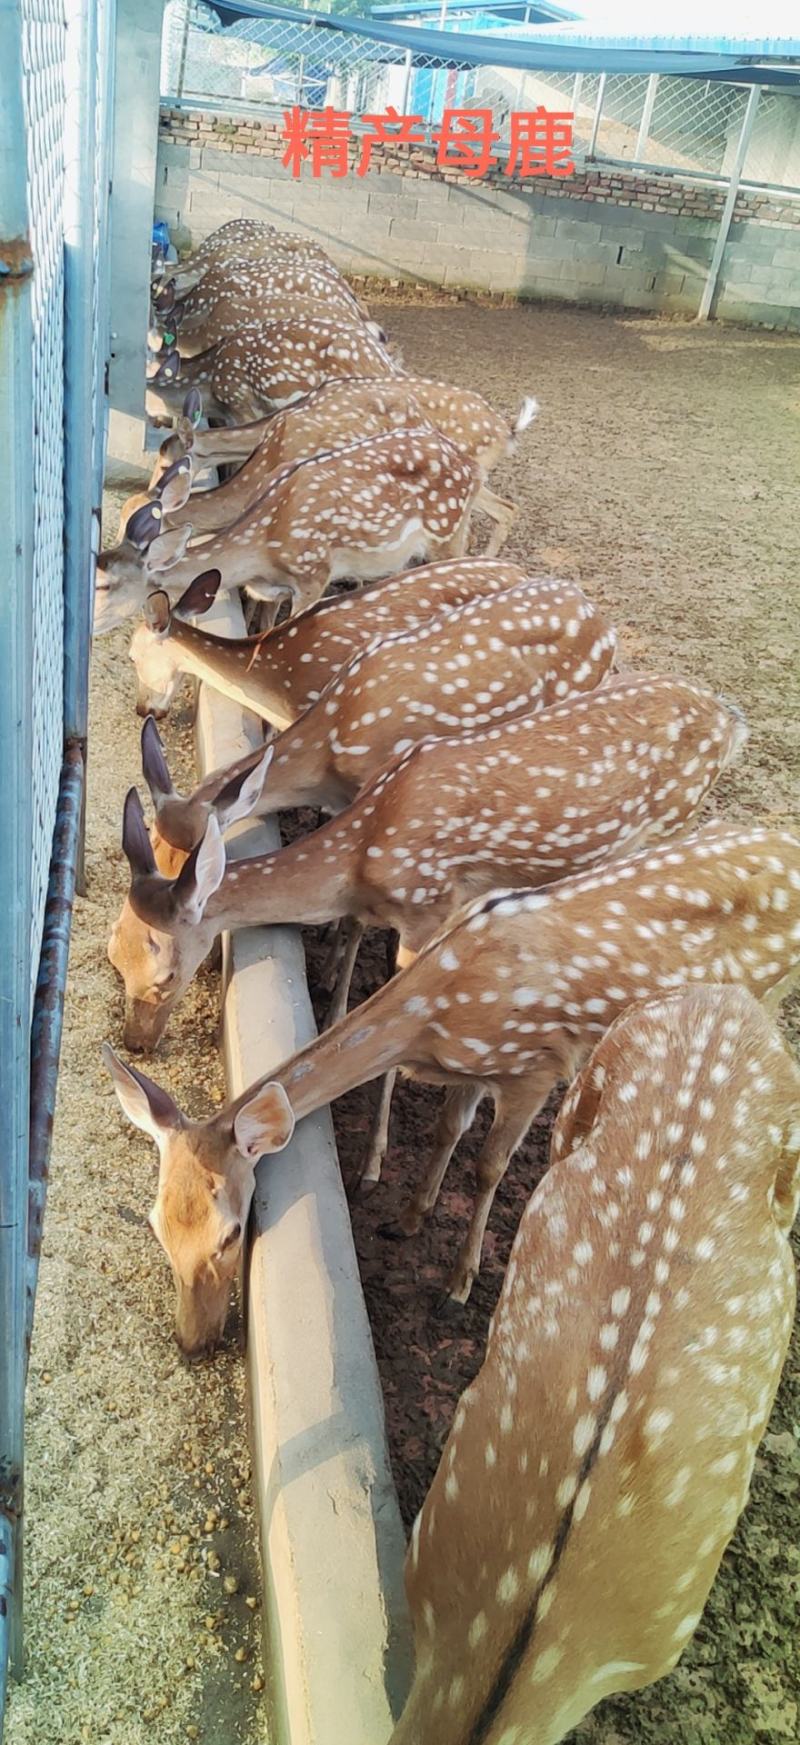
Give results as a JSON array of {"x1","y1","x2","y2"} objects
[{"x1": 156, "y1": 108, "x2": 800, "y2": 331}]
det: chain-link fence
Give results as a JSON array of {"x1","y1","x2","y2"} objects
[
  {"x1": 0, "y1": 1, "x2": 116, "y2": 1725},
  {"x1": 160, "y1": 1, "x2": 800, "y2": 194}
]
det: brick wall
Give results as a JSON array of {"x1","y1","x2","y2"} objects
[{"x1": 156, "y1": 107, "x2": 800, "y2": 331}]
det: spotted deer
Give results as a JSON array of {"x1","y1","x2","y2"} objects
[
  {"x1": 102, "y1": 828, "x2": 800, "y2": 1352},
  {"x1": 151, "y1": 254, "x2": 368, "y2": 344},
  {"x1": 106, "y1": 823, "x2": 800, "y2": 1342},
  {"x1": 109, "y1": 574, "x2": 617, "y2": 1048},
  {"x1": 388, "y1": 984, "x2": 800, "y2": 1745},
  {"x1": 129, "y1": 561, "x2": 604, "y2": 722},
  {"x1": 162, "y1": 220, "x2": 332, "y2": 295},
  {"x1": 111, "y1": 677, "x2": 745, "y2": 1064},
  {"x1": 94, "y1": 425, "x2": 484, "y2": 634},
  {"x1": 130, "y1": 378, "x2": 538, "y2": 555},
  {"x1": 145, "y1": 317, "x2": 400, "y2": 425},
  {"x1": 150, "y1": 282, "x2": 383, "y2": 364}
]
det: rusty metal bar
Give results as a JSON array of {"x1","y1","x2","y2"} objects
[{"x1": 27, "y1": 743, "x2": 86, "y2": 1356}]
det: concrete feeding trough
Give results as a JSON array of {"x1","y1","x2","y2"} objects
[{"x1": 193, "y1": 589, "x2": 412, "y2": 1745}]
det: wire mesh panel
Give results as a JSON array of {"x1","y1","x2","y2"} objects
[
  {"x1": 20, "y1": 0, "x2": 67, "y2": 995},
  {"x1": 640, "y1": 77, "x2": 746, "y2": 177},
  {"x1": 160, "y1": 6, "x2": 800, "y2": 195}
]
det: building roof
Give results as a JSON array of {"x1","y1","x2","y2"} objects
[
  {"x1": 371, "y1": 1, "x2": 578, "y2": 19},
  {"x1": 209, "y1": 2, "x2": 800, "y2": 82}
]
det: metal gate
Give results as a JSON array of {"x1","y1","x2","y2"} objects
[{"x1": 0, "y1": 0, "x2": 117, "y2": 1727}]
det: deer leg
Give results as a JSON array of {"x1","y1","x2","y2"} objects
[
  {"x1": 380, "y1": 1081, "x2": 484, "y2": 1239},
  {"x1": 436, "y1": 519, "x2": 470, "y2": 561},
  {"x1": 242, "y1": 593, "x2": 281, "y2": 635},
  {"x1": 444, "y1": 1070, "x2": 557, "y2": 1306},
  {"x1": 474, "y1": 484, "x2": 517, "y2": 558},
  {"x1": 322, "y1": 917, "x2": 365, "y2": 1029},
  {"x1": 353, "y1": 1067, "x2": 398, "y2": 1195}
]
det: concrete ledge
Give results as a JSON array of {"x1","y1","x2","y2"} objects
[{"x1": 193, "y1": 592, "x2": 412, "y2": 1745}]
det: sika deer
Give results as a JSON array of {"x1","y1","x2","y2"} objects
[
  {"x1": 390, "y1": 984, "x2": 800, "y2": 1745},
  {"x1": 106, "y1": 823, "x2": 800, "y2": 1334},
  {"x1": 133, "y1": 378, "x2": 538, "y2": 556},
  {"x1": 130, "y1": 562, "x2": 606, "y2": 723},
  {"x1": 163, "y1": 221, "x2": 331, "y2": 295},
  {"x1": 151, "y1": 256, "x2": 369, "y2": 350},
  {"x1": 145, "y1": 317, "x2": 399, "y2": 425},
  {"x1": 110, "y1": 575, "x2": 616, "y2": 1049},
  {"x1": 112, "y1": 676, "x2": 745, "y2": 1056},
  {"x1": 94, "y1": 426, "x2": 481, "y2": 633},
  {"x1": 152, "y1": 290, "x2": 385, "y2": 363}
]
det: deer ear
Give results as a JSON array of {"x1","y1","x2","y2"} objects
[
  {"x1": 173, "y1": 814, "x2": 226, "y2": 922},
  {"x1": 158, "y1": 432, "x2": 183, "y2": 468},
  {"x1": 144, "y1": 589, "x2": 172, "y2": 634},
  {"x1": 121, "y1": 787, "x2": 157, "y2": 877},
  {"x1": 126, "y1": 499, "x2": 164, "y2": 551},
  {"x1": 173, "y1": 568, "x2": 221, "y2": 618},
  {"x1": 182, "y1": 386, "x2": 203, "y2": 426},
  {"x1": 214, "y1": 745, "x2": 273, "y2": 833},
  {"x1": 155, "y1": 281, "x2": 176, "y2": 315},
  {"x1": 141, "y1": 716, "x2": 174, "y2": 801},
  {"x1": 233, "y1": 1082, "x2": 295, "y2": 1162},
  {"x1": 102, "y1": 1043, "x2": 181, "y2": 1145},
  {"x1": 145, "y1": 526, "x2": 192, "y2": 574},
  {"x1": 157, "y1": 457, "x2": 193, "y2": 514},
  {"x1": 154, "y1": 347, "x2": 181, "y2": 385}
]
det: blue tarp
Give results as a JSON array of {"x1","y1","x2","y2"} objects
[{"x1": 206, "y1": 2, "x2": 800, "y2": 83}]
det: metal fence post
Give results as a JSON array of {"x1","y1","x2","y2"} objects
[
  {"x1": 400, "y1": 46, "x2": 412, "y2": 116},
  {"x1": 587, "y1": 72, "x2": 607, "y2": 160},
  {"x1": 697, "y1": 85, "x2": 761, "y2": 322},
  {"x1": 635, "y1": 73, "x2": 659, "y2": 163},
  {"x1": 0, "y1": 0, "x2": 35, "y2": 1705},
  {"x1": 63, "y1": 0, "x2": 99, "y2": 760}
]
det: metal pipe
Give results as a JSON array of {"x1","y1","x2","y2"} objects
[
  {"x1": 635, "y1": 72, "x2": 658, "y2": 162},
  {"x1": 93, "y1": 0, "x2": 118, "y2": 508},
  {"x1": 0, "y1": 0, "x2": 35, "y2": 1707},
  {"x1": 587, "y1": 72, "x2": 606, "y2": 160},
  {"x1": 696, "y1": 84, "x2": 760, "y2": 322},
  {"x1": 27, "y1": 745, "x2": 86, "y2": 1358},
  {"x1": 63, "y1": 0, "x2": 99, "y2": 751},
  {"x1": 400, "y1": 45, "x2": 412, "y2": 115},
  {"x1": 176, "y1": 0, "x2": 191, "y2": 101}
]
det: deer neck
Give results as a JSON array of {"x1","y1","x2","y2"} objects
[
  {"x1": 163, "y1": 517, "x2": 280, "y2": 594},
  {"x1": 194, "y1": 422, "x2": 269, "y2": 466},
  {"x1": 206, "y1": 828, "x2": 356, "y2": 934},
  {"x1": 167, "y1": 620, "x2": 297, "y2": 730},
  {"x1": 269, "y1": 975, "x2": 422, "y2": 1122},
  {"x1": 256, "y1": 717, "x2": 353, "y2": 815}
]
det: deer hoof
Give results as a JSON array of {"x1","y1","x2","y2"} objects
[{"x1": 376, "y1": 1218, "x2": 414, "y2": 1243}]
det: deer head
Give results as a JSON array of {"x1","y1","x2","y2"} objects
[
  {"x1": 95, "y1": 468, "x2": 196, "y2": 634},
  {"x1": 108, "y1": 745, "x2": 272, "y2": 1050},
  {"x1": 102, "y1": 1044, "x2": 295, "y2": 1356},
  {"x1": 128, "y1": 570, "x2": 221, "y2": 716}
]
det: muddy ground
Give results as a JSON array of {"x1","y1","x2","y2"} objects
[{"x1": 310, "y1": 300, "x2": 800, "y2": 1744}]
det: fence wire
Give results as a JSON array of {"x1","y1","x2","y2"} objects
[
  {"x1": 21, "y1": 0, "x2": 67, "y2": 995},
  {"x1": 160, "y1": 1, "x2": 800, "y2": 194}
]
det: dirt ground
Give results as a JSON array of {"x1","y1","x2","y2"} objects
[
  {"x1": 5, "y1": 509, "x2": 267, "y2": 1745},
  {"x1": 312, "y1": 301, "x2": 800, "y2": 1744}
]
